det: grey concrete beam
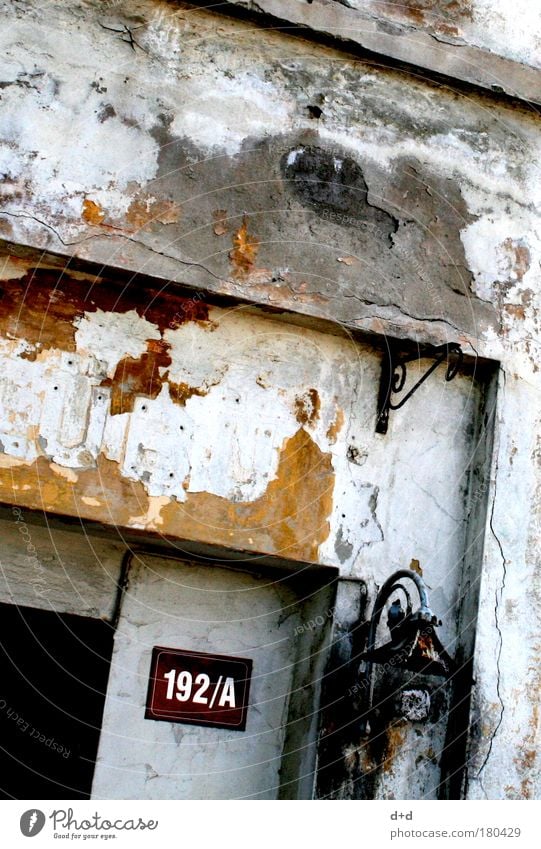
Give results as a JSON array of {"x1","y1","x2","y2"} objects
[{"x1": 191, "y1": 0, "x2": 541, "y2": 107}]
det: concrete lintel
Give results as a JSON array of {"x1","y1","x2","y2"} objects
[{"x1": 189, "y1": 0, "x2": 541, "y2": 108}]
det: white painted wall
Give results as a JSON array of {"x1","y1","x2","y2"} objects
[{"x1": 91, "y1": 554, "x2": 333, "y2": 799}]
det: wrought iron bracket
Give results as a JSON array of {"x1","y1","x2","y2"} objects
[{"x1": 376, "y1": 342, "x2": 463, "y2": 434}]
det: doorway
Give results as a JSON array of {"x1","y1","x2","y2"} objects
[{"x1": 0, "y1": 602, "x2": 113, "y2": 799}]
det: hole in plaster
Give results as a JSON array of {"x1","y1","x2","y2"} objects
[{"x1": 307, "y1": 105, "x2": 323, "y2": 119}]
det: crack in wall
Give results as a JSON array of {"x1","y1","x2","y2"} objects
[
  {"x1": 475, "y1": 367, "x2": 507, "y2": 796},
  {"x1": 340, "y1": 294, "x2": 467, "y2": 337},
  {"x1": 0, "y1": 210, "x2": 227, "y2": 285}
]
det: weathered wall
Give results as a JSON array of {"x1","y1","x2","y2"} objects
[
  {"x1": 2, "y1": 0, "x2": 539, "y2": 349},
  {"x1": 0, "y1": 0, "x2": 540, "y2": 800}
]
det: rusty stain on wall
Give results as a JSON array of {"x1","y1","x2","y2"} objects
[
  {"x1": 82, "y1": 198, "x2": 106, "y2": 225},
  {"x1": 365, "y1": 0, "x2": 473, "y2": 30},
  {"x1": 168, "y1": 299, "x2": 211, "y2": 328},
  {"x1": 229, "y1": 216, "x2": 260, "y2": 277},
  {"x1": 382, "y1": 721, "x2": 407, "y2": 774},
  {"x1": 502, "y1": 237, "x2": 531, "y2": 283},
  {"x1": 0, "y1": 265, "x2": 212, "y2": 347}
]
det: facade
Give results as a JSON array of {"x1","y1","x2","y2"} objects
[{"x1": 0, "y1": 0, "x2": 540, "y2": 800}]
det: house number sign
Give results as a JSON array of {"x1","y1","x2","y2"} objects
[{"x1": 145, "y1": 647, "x2": 252, "y2": 730}]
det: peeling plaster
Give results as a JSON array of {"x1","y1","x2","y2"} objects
[
  {"x1": 1, "y1": 0, "x2": 538, "y2": 802},
  {"x1": 0, "y1": 250, "x2": 477, "y2": 579}
]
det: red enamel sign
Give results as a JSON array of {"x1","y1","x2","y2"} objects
[{"x1": 145, "y1": 647, "x2": 252, "y2": 730}]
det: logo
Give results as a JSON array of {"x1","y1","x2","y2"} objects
[{"x1": 20, "y1": 810, "x2": 46, "y2": 837}]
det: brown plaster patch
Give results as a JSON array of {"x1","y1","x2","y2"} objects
[
  {"x1": 159, "y1": 427, "x2": 334, "y2": 561},
  {"x1": 168, "y1": 381, "x2": 208, "y2": 406},
  {"x1": 295, "y1": 388, "x2": 320, "y2": 427},
  {"x1": 0, "y1": 271, "x2": 83, "y2": 352},
  {"x1": 326, "y1": 407, "x2": 345, "y2": 443},
  {"x1": 0, "y1": 258, "x2": 213, "y2": 349},
  {"x1": 409, "y1": 558, "x2": 423, "y2": 576},
  {"x1": 0, "y1": 454, "x2": 148, "y2": 522},
  {"x1": 0, "y1": 428, "x2": 334, "y2": 564},
  {"x1": 102, "y1": 339, "x2": 172, "y2": 415},
  {"x1": 126, "y1": 196, "x2": 181, "y2": 230}
]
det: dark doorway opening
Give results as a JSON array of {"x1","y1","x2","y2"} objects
[{"x1": 0, "y1": 602, "x2": 113, "y2": 799}]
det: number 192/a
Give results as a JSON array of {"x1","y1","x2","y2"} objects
[{"x1": 163, "y1": 669, "x2": 237, "y2": 708}]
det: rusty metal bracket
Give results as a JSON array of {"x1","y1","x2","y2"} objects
[{"x1": 376, "y1": 342, "x2": 463, "y2": 434}]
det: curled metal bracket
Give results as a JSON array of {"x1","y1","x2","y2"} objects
[
  {"x1": 357, "y1": 569, "x2": 455, "y2": 736},
  {"x1": 376, "y1": 342, "x2": 463, "y2": 434}
]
